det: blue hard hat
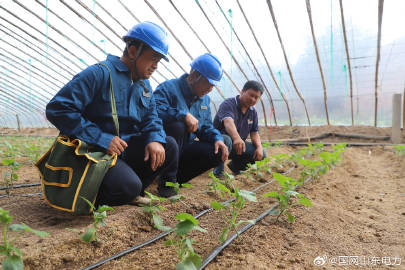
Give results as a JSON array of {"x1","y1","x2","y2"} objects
[
  {"x1": 190, "y1": 53, "x2": 223, "y2": 85},
  {"x1": 123, "y1": 21, "x2": 169, "y2": 62}
]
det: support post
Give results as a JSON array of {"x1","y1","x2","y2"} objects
[
  {"x1": 392, "y1": 93, "x2": 401, "y2": 144},
  {"x1": 16, "y1": 114, "x2": 21, "y2": 132}
]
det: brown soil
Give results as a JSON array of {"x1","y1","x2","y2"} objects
[{"x1": 0, "y1": 126, "x2": 404, "y2": 270}]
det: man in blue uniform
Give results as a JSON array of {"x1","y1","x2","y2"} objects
[
  {"x1": 213, "y1": 80, "x2": 266, "y2": 177},
  {"x1": 154, "y1": 53, "x2": 229, "y2": 183},
  {"x1": 46, "y1": 22, "x2": 178, "y2": 205}
]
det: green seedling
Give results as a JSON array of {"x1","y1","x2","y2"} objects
[
  {"x1": 0, "y1": 208, "x2": 48, "y2": 270},
  {"x1": 141, "y1": 191, "x2": 170, "y2": 231},
  {"x1": 242, "y1": 157, "x2": 271, "y2": 182},
  {"x1": 2, "y1": 159, "x2": 21, "y2": 196},
  {"x1": 298, "y1": 158, "x2": 323, "y2": 182},
  {"x1": 165, "y1": 182, "x2": 192, "y2": 203},
  {"x1": 211, "y1": 185, "x2": 256, "y2": 243},
  {"x1": 263, "y1": 172, "x2": 312, "y2": 223},
  {"x1": 80, "y1": 197, "x2": 113, "y2": 243},
  {"x1": 164, "y1": 213, "x2": 207, "y2": 270},
  {"x1": 394, "y1": 145, "x2": 405, "y2": 155},
  {"x1": 271, "y1": 153, "x2": 291, "y2": 172},
  {"x1": 207, "y1": 172, "x2": 236, "y2": 196}
]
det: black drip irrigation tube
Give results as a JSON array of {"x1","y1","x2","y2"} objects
[
  {"x1": 199, "y1": 171, "x2": 317, "y2": 269},
  {"x1": 0, "y1": 192, "x2": 41, "y2": 199},
  {"x1": 82, "y1": 167, "x2": 295, "y2": 270},
  {"x1": 0, "y1": 182, "x2": 40, "y2": 190}
]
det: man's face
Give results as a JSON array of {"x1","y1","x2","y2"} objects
[
  {"x1": 131, "y1": 47, "x2": 163, "y2": 80},
  {"x1": 240, "y1": 88, "x2": 261, "y2": 108},
  {"x1": 190, "y1": 73, "x2": 214, "y2": 97}
]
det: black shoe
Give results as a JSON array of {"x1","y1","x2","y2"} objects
[
  {"x1": 227, "y1": 161, "x2": 241, "y2": 175},
  {"x1": 158, "y1": 183, "x2": 177, "y2": 198}
]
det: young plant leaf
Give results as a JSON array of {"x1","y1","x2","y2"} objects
[
  {"x1": 176, "y1": 251, "x2": 202, "y2": 270},
  {"x1": 152, "y1": 214, "x2": 171, "y2": 231},
  {"x1": 81, "y1": 227, "x2": 97, "y2": 243},
  {"x1": 219, "y1": 227, "x2": 230, "y2": 243},
  {"x1": 175, "y1": 220, "x2": 195, "y2": 236},
  {"x1": 2, "y1": 254, "x2": 23, "y2": 270},
  {"x1": 211, "y1": 201, "x2": 226, "y2": 210},
  {"x1": 176, "y1": 213, "x2": 198, "y2": 225},
  {"x1": 239, "y1": 190, "x2": 257, "y2": 202}
]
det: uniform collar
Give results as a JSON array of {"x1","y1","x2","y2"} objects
[
  {"x1": 107, "y1": 54, "x2": 130, "y2": 73},
  {"x1": 179, "y1": 73, "x2": 201, "y2": 103},
  {"x1": 235, "y1": 95, "x2": 253, "y2": 111}
]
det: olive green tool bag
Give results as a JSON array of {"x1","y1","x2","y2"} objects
[{"x1": 35, "y1": 64, "x2": 119, "y2": 214}]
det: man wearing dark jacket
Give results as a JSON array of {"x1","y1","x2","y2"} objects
[
  {"x1": 154, "y1": 53, "x2": 229, "y2": 183},
  {"x1": 46, "y1": 22, "x2": 178, "y2": 205}
]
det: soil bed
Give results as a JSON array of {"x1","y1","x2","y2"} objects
[{"x1": 0, "y1": 126, "x2": 404, "y2": 270}]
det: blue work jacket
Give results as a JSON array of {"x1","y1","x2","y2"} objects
[
  {"x1": 46, "y1": 54, "x2": 166, "y2": 150},
  {"x1": 154, "y1": 73, "x2": 223, "y2": 144}
]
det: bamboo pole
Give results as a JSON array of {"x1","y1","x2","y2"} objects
[
  {"x1": 236, "y1": 0, "x2": 292, "y2": 126},
  {"x1": 214, "y1": 0, "x2": 277, "y2": 126},
  {"x1": 193, "y1": 0, "x2": 268, "y2": 127},
  {"x1": 266, "y1": 0, "x2": 311, "y2": 126},
  {"x1": 339, "y1": 0, "x2": 354, "y2": 126},
  {"x1": 143, "y1": 0, "x2": 226, "y2": 99},
  {"x1": 374, "y1": 0, "x2": 384, "y2": 127},
  {"x1": 167, "y1": 0, "x2": 242, "y2": 95},
  {"x1": 305, "y1": 0, "x2": 330, "y2": 125}
]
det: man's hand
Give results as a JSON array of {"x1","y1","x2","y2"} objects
[
  {"x1": 107, "y1": 136, "x2": 128, "y2": 155},
  {"x1": 233, "y1": 137, "x2": 246, "y2": 155},
  {"x1": 144, "y1": 142, "x2": 165, "y2": 171},
  {"x1": 184, "y1": 113, "x2": 199, "y2": 133},
  {"x1": 214, "y1": 140, "x2": 229, "y2": 162},
  {"x1": 253, "y1": 146, "x2": 264, "y2": 161}
]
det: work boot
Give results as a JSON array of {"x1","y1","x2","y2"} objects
[{"x1": 158, "y1": 180, "x2": 177, "y2": 198}]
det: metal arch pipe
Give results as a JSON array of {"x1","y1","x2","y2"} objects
[
  {"x1": 0, "y1": 64, "x2": 55, "y2": 103},
  {"x1": 144, "y1": 0, "x2": 226, "y2": 99},
  {"x1": 0, "y1": 38, "x2": 71, "y2": 83},
  {"x1": 236, "y1": 0, "x2": 292, "y2": 126},
  {"x1": 59, "y1": 0, "x2": 121, "y2": 51},
  {"x1": 193, "y1": 0, "x2": 269, "y2": 127},
  {"x1": 0, "y1": 24, "x2": 75, "y2": 79},
  {"x1": 0, "y1": 6, "x2": 86, "y2": 71},
  {"x1": 0, "y1": 16, "x2": 82, "y2": 72},
  {"x1": 2, "y1": 73, "x2": 52, "y2": 105},
  {"x1": 0, "y1": 86, "x2": 46, "y2": 114},
  {"x1": 14, "y1": 0, "x2": 99, "y2": 63},
  {"x1": 167, "y1": 0, "x2": 242, "y2": 96},
  {"x1": 215, "y1": 0, "x2": 277, "y2": 126},
  {"x1": 0, "y1": 51, "x2": 62, "y2": 91},
  {"x1": 266, "y1": 0, "x2": 311, "y2": 126},
  {"x1": 34, "y1": 0, "x2": 105, "y2": 55},
  {"x1": 74, "y1": 0, "x2": 175, "y2": 82},
  {"x1": 117, "y1": 0, "x2": 177, "y2": 78},
  {"x1": 305, "y1": 0, "x2": 330, "y2": 125},
  {"x1": 0, "y1": 97, "x2": 45, "y2": 128}
]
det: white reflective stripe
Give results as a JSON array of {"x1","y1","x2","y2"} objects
[{"x1": 221, "y1": 116, "x2": 234, "y2": 122}]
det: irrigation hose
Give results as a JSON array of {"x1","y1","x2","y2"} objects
[
  {"x1": 199, "y1": 169, "x2": 318, "y2": 269},
  {"x1": 199, "y1": 204, "x2": 279, "y2": 269},
  {"x1": 0, "y1": 182, "x2": 40, "y2": 190},
  {"x1": 82, "y1": 167, "x2": 296, "y2": 270},
  {"x1": 0, "y1": 192, "x2": 41, "y2": 199}
]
